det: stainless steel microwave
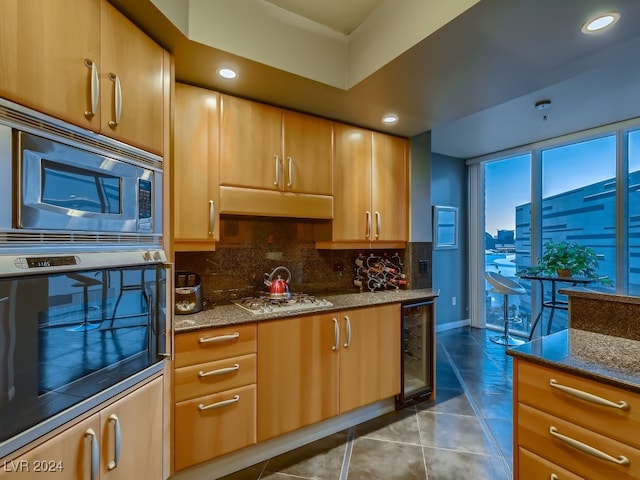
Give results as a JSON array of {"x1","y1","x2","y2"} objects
[
  {"x1": 0, "y1": 98, "x2": 163, "y2": 252},
  {"x1": 17, "y1": 131, "x2": 158, "y2": 234}
]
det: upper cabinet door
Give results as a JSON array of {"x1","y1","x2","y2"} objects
[
  {"x1": 100, "y1": 0, "x2": 164, "y2": 154},
  {"x1": 371, "y1": 132, "x2": 407, "y2": 242},
  {"x1": 333, "y1": 123, "x2": 372, "y2": 242},
  {"x1": 174, "y1": 84, "x2": 220, "y2": 250},
  {"x1": 282, "y1": 111, "x2": 333, "y2": 195},
  {"x1": 219, "y1": 95, "x2": 282, "y2": 190},
  {"x1": 0, "y1": 0, "x2": 101, "y2": 130}
]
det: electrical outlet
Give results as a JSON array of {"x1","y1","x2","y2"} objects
[{"x1": 452, "y1": 296, "x2": 457, "y2": 306}]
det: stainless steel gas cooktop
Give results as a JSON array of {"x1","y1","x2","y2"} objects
[{"x1": 233, "y1": 293, "x2": 333, "y2": 315}]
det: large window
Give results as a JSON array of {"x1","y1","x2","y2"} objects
[
  {"x1": 630, "y1": 130, "x2": 640, "y2": 288},
  {"x1": 484, "y1": 154, "x2": 531, "y2": 334},
  {"x1": 475, "y1": 125, "x2": 636, "y2": 337}
]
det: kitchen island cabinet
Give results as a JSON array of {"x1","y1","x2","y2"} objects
[
  {"x1": 0, "y1": 376, "x2": 163, "y2": 479},
  {"x1": 219, "y1": 94, "x2": 333, "y2": 219},
  {"x1": 316, "y1": 123, "x2": 407, "y2": 249},
  {"x1": 173, "y1": 84, "x2": 220, "y2": 251},
  {"x1": 257, "y1": 303, "x2": 400, "y2": 441},
  {"x1": 0, "y1": 0, "x2": 166, "y2": 155}
]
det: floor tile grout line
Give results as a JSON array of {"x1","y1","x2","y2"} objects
[
  {"x1": 339, "y1": 426, "x2": 355, "y2": 480},
  {"x1": 439, "y1": 338, "x2": 513, "y2": 478},
  {"x1": 415, "y1": 408, "x2": 430, "y2": 480}
]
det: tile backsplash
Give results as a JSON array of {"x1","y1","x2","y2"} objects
[{"x1": 175, "y1": 218, "x2": 430, "y2": 307}]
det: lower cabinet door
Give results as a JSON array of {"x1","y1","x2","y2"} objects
[
  {"x1": 1, "y1": 415, "x2": 101, "y2": 479},
  {"x1": 174, "y1": 384, "x2": 256, "y2": 471},
  {"x1": 519, "y1": 447, "x2": 585, "y2": 480},
  {"x1": 518, "y1": 403, "x2": 640, "y2": 480}
]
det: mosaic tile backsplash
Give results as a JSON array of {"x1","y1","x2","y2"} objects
[{"x1": 175, "y1": 218, "x2": 431, "y2": 308}]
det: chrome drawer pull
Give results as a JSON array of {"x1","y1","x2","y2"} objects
[
  {"x1": 549, "y1": 426, "x2": 630, "y2": 465},
  {"x1": 550, "y1": 475, "x2": 558, "y2": 480},
  {"x1": 199, "y1": 332, "x2": 240, "y2": 344},
  {"x1": 549, "y1": 379, "x2": 629, "y2": 409},
  {"x1": 198, "y1": 395, "x2": 240, "y2": 411},
  {"x1": 332, "y1": 317, "x2": 340, "y2": 351},
  {"x1": 198, "y1": 364, "x2": 240, "y2": 378}
]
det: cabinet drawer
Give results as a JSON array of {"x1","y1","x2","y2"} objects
[
  {"x1": 175, "y1": 353, "x2": 256, "y2": 402},
  {"x1": 517, "y1": 361, "x2": 640, "y2": 448},
  {"x1": 174, "y1": 384, "x2": 256, "y2": 471},
  {"x1": 518, "y1": 403, "x2": 640, "y2": 480},
  {"x1": 175, "y1": 323, "x2": 256, "y2": 367},
  {"x1": 519, "y1": 447, "x2": 585, "y2": 480}
]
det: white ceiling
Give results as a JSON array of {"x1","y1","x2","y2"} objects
[
  {"x1": 264, "y1": 0, "x2": 386, "y2": 35},
  {"x1": 116, "y1": 0, "x2": 640, "y2": 159}
]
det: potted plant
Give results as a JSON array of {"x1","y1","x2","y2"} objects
[{"x1": 517, "y1": 240, "x2": 610, "y2": 282}]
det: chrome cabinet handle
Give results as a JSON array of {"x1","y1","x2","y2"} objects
[
  {"x1": 198, "y1": 395, "x2": 240, "y2": 411},
  {"x1": 84, "y1": 59, "x2": 99, "y2": 119},
  {"x1": 199, "y1": 332, "x2": 240, "y2": 344},
  {"x1": 198, "y1": 364, "x2": 240, "y2": 378},
  {"x1": 343, "y1": 315, "x2": 352, "y2": 348},
  {"x1": 375, "y1": 211, "x2": 381, "y2": 239},
  {"x1": 107, "y1": 414, "x2": 122, "y2": 470},
  {"x1": 286, "y1": 156, "x2": 294, "y2": 187},
  {"x1": 549, "y1": 426, "x2": 629, "y2": 465},
  {"x1": 85, "y1": 428, "x2": 99, "y2": 480},
  {"x1": 208, "y1": 200, "x2": 215, "y2": 236},
  {"x1": 550, "y1": 475, "x2": 559, "y2": 480},
  {"x1": 365, "y1": 211, "x2": 371, "y2": 239},
  {"x1": 549, "y1": 379, "x2": 629, "y2": 409},
  {"x1": 332, "y1": 317, "x2": 340, "y2": 351},
  {"x1": 274, "y1": 154, "x2": 281, "y2": 186},
  {"x1": 108, "y1": 73, "x2": 122, "y2": 128}
]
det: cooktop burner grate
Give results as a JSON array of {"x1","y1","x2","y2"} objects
[{"x1": 233, "y1": 293, "x2": 333, "y2": 314}]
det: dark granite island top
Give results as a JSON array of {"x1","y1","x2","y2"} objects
[
  {"x1": 174, "y1": 288, "x2": 439, "y2": 332},
  {"x1": 507, "y1": 329, "x2": 640, "y2": 393}
]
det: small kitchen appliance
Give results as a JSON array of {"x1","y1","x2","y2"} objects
[{"x1": 175, "y1": 271, "x2": 202, "y2": 314}]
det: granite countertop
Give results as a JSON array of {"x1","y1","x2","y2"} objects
[
  {"x1": 174, "y1": 288, "x2": 439, "y2": 332},
  {"x1": 557, "y1": 285, "x2": 640, "y2": 304},
  {"x1": 507, "y1": 329, "x2": 640, "y2": 394}
]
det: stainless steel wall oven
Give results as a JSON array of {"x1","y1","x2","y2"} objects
[{"x1": 0, "y1": 99, "x2": 168, "y2": 458}]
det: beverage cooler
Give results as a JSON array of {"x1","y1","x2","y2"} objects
[{"x1": 396, "y1": 299, "x2": 435, "y2": 409}]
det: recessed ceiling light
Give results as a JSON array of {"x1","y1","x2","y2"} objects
[
  {"x1": 218, "y1": 68, "x2": 238, "y2": 79},
  {"x1": 382, "y1": 114, "x2": 398, "y2": 124},
  {"x1": 581, "y1": 12, "x2": 620, "y2": 33},
  {"x1": 534, "y1": 99, "x2": 551, "y2": 110}
]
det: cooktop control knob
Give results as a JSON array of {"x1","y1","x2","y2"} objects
[
  {"x1": 153, "y1": 251, "x2": 162, "y2": 261},
  {"x1": 143, "y1": 251, "x2": 152, "y2": 261}
]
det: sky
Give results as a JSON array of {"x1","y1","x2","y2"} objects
[{"x1": 484, "y1": 131, "x2": 640, "y2": 236}]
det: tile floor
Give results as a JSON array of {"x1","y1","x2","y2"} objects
[{"x1": 220, "y1": 326, "x2": 514, "y2": 480}]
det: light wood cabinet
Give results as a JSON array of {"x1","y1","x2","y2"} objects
[
  {"x1": 318, "y1": 123, "x2": 407, "y2": 249},
  {"x1": 1, "y1": 377, "x2": 163, "y2": 479},
  {"x1": 514, "y1": 359, "x2": 640, "y2": 480},
  {"x1": 100, "y1": 0, "x2": 165, "y2": 154},
  {"x1": 218, "y1": 94, "x2": 333, "y2": 218},
  {"x1": 173, "y1": 83, "x2": 220, "y2": 251},
  {"x1": 0, "y1": 0, "x2": 165, "y2": 155},
  {"x1": 174, "y1": 323, "x2": 257, "y2": 471},
  {"x1": 257, "y1": 312, "x2": 340, "y2": 441},
  {"x1": 257, "y1": 304, "x2": 400, "y2": 441},
  {"x1": 338, "y1": 304, "x2": 401, "y2": 413}
]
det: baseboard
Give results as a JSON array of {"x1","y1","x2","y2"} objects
[
  {"x1": 171, "y1": 398, "x2": 396, "y2": 480},
  {"x1": 435, "y1": 318, "x2": 470, "y2": 332}
]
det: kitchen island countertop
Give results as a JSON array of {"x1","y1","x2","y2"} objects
[
  {"x1": 507, "y1": 328, "x2": 640, "y2": 394},
  {"x1": 174, "y1": 288, "x2": 439, "y2": 332}
]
